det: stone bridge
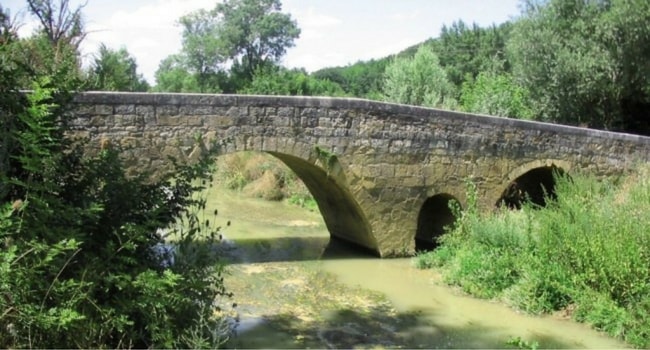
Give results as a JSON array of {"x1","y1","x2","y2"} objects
[{"x1": 66, "y1": 92, "x2": 650, "y2": 257}]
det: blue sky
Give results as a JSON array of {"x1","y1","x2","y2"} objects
[{"x1": 4, "y1": 0, "x2": 521, "y2": 84}]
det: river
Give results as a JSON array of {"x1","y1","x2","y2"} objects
[{"x1": 206, "y1": 188, "x2": 628, "y2": 349}]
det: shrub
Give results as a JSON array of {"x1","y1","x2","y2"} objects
[{"x1": 0, "y1": 80, "x2": 232, "y2": 347}]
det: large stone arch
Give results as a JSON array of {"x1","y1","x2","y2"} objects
[
  {"x1": 213, "y1": 134, "x2": 378, "y2": 253},
  {"x1": 496, "y1": 159, "x2": 571, "y2": 208},
  {"x1": 266, "y1": 151, "x2": 377, "y2": 253}
]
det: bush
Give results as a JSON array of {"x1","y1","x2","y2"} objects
[{"x1": 0, "y1": 80, "x2": 232, "y2": 347}]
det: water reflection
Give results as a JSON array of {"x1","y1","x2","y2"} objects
[{"x1": 223, "y1": 234, "x2": 379, "y2": 264}]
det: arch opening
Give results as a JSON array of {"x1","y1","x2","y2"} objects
[
  {"x1": 266, "y1": 151, "x2": 378, "y2": 254},
  {"x1": 497, "y1": 165, "x2": 565, "y2": 209},
  {"x1": 415, "y1": 193, "x2": 460, "y2": 252}
]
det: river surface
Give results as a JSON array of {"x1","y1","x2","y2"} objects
[{"x1": 207, "y1": 188, "x2": 627, "y2": 349}]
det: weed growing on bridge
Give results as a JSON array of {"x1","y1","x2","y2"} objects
[{"x1": 415, "y1": 168, "x2": 650, "y2": 348}]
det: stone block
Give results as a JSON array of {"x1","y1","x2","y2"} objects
[
  {"x1": 157, "y1": 115, "x2": 183, "y2": 126},
  {"x1": 135, "y1": 105, "x2": 155, "y2": 117},
  {"x1": 95, "y1": 104, "x2": 113, "y2": 115},
  {"x1": 156, "y1": 105, "x2": 179, "y2": 116}
]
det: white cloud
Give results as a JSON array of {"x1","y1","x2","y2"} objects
[
  {"x1": 388, "y1": 11, "x2": 420, "y2": 22},
  {"x1": 83, "y1": 0, "x2": 217, "y2": 83}
]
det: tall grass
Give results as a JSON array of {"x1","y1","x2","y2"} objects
[{"x1": 415, "y1": 166, "x2": 650, "y2": 348}]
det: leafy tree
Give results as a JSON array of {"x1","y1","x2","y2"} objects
[
  {"x1": 175, "y1": 9, "x2": 225, "y2": 92},
  {"x1": 382, "y1": 45, "x2": 456, "y2": 108},
  {"x1": 460, "y1": 71, "x2": 534, "y2": 119},
  {"x1": 436, "y1": 20, "x2": 512, "y2": 93},
  {"x1": 215, "y1": 0, "x2": 300, "y2": 80},
  {"x1": 155, "y1": 0, "x2": 299, "y2": 93},
  {"x1": 508, "y1": 0, "x2": 650, "y2": 134},
  {"x1": 153, "y1": 55, "x2": 202, "y2": 92},
  {"x1": 86, "y1": 44, "x2": 149, "y2": 91},
  {"x1": 15, "y1": 0, "x2": 85, "y2": 89}
]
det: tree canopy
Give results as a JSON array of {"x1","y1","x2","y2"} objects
[
  {"x1": 155, "y1": 0, "x2": 300, "y2": 93},
  {"x1": 86, "y1": 44, "x2": 149, "y2": 91},
  {"x1": 508, "y1": 0, "x2": 650, "y2": 133},
  {"x1": 382, "y1": 45, "x2": 456, "y2": 108}
]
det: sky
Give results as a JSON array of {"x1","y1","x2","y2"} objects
[{"x1": 4, "y1": 0, "x2": 522, "y2": 84}]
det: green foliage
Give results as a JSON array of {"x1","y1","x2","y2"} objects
[
  {"x1": 1, "y1": 22, "x2": 232, "y2": 347},
  {"x1": 313, "y1": 146, "x2": 338, "y2": 172},
  {"x1": 13, "y1": 0, "x2": 86, "y2": 90},
  {"x1": 460, "y1": 71, "x2": 534, "y2": 119},
  {"x1": 0, "y1": 89, "x2": 232, "y2": 348},
  {"x1": 175, "y1": 9, "x2": 226, "y2": 92},
  {"x1": 155, "y1": 0, "x2": 299, "y2": 92},
  {"x1": 214, "y1": 152, "x2": 314, "y2": 205},
  {"x1": 312, "y1": 58, "x2": 389, "y2": 99},
  {"x1": 153, "y1": 54, "x2": 204, "y2": 93},
  {"x1": 1, "y1": 87, "x2": 232, "y2": 348},
  {"x1": 382, "y1": 45, "x2": 456, "y2": 108},
  {"x1": 508, "y1": 0, "x2": 650, "y2": 134},
  {"x1": 287, "y1": 193, "x2": 318, "y2": 212},
  {"x1": 416, "y1": 168, "x2": 650, "y2": 347},
  {"x1": 436, "y1": 20, "x2": 512, "y2": 93},
  {"x1": 86, "y1": 44, "x2": 149, "y2": 92},
  {"x1": 506, "y1": 336, "x2": 539, "y2": 350},
  {"x1": 215, "y1": 0, "x2": 300, "y2": 79},
  {"x1": 242, "y1": 66, "x2": 345, "y2": 96}
]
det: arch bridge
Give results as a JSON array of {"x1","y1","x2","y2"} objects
[{"x1": 66, "y1": 92, "x2": 650, "y2": 257}]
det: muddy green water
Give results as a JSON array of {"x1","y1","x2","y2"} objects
[{"x1": 208, "y1": 189, "x2": 627, "y2": 349}]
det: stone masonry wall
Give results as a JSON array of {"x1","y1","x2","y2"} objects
[{"x1": 65, "y1": 92, "x2": 650, "y2": 256}]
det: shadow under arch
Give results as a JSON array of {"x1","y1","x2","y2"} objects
[
  {"x1": 415, "y1": 193, "x2": 460, "y2": 252},
  {"x1": 266, "y1": 151, "x2": 378, "y2": 254},
  {"x1": 496, "y1": 163, "x2": 567, "y2": 209}
]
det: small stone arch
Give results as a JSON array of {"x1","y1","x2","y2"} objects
[
  {"x1": 415, "y1": 193, "x2": 460, "y2": 251},
  {"x1": 496, "y1": 160, "x2": 570, "y2": 209}
]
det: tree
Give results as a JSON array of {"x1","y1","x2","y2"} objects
[
  {"x1": 1, "y1": 5, "x2": 233, "y2": 347},
  {"x1": 153, "y1": 55, "x2": 202, "y2": 92},
  {"x1": 508, "y1": 0, "x2": 650, "y2": 134},
  {"x1": 460, "y1": 71, "x2": 534, "y2": 119},
  {"x1": 155, "y1": 0, "x2": 300, "y2": 92},
  {"x1": 27, "y1": 0, "x2": 85, "y2": 50},
  {"x1": 436, "y1": 20, "x2": 512, "y2": 93},
  {"x1": 13, "y1": 0, "x2": 85, "y2": 89},
  {"x1": 382, "y1": 45, "x2": 456, "y2": 108},
  {"x1": 215, "y1": 0, "x2": 300, "y2": 79},
  {"x1": 312, "y1": 58, "x2": 389, "y2": 99},
  {"x1": 175, "y1": 9, "x2": 224, "y2": 92},
  {"x1": 86, "y1": 44, "x2": 149, "y2": 91}
]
